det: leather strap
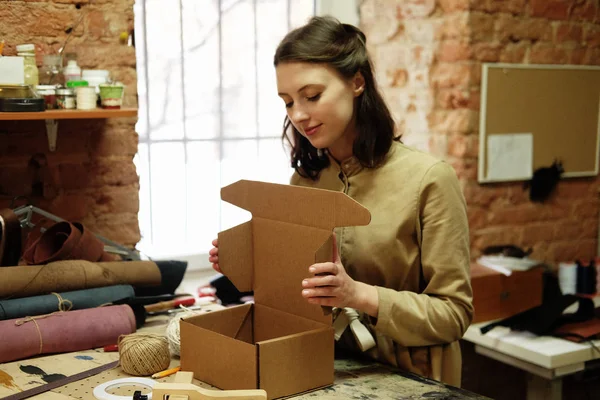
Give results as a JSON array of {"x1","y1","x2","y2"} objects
[
  {"x1": 0, "y1": 209, "x2": 22, "y2": 267},
  {"x1": 332, "y1": 307, "x2": 376, "y2": 352}
]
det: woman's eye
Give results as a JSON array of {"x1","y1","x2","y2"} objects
[
  {"x1": 307, "y1": 94, "x2": 321, "y2": 102},
  {"x1": 285, "y1": 102, "x2": 293, "y2": 108}
]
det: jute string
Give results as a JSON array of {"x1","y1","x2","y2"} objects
[
  {"x1": 13, "y1": 293, "x2": 72, "y2": 355},
  {"x1": 118, "y1": 333, "x2": 170, "y2": 376}
]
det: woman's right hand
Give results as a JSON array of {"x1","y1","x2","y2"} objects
[{"x1": 209, "y1": 238, "x2": 221, "y2": 273}]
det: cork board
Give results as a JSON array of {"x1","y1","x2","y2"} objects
[{"x1": 478, "y1": 63, "x2": 600, "y2": 183}]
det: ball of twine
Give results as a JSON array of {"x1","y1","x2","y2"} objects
[
  {"x1": 165, "y1": 311, "x2": 205, "y2": 357},
  {"x1": 119, "y1": 333, "x2": 170, "y2": 376}
]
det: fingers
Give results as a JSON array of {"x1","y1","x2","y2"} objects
[
  {"x1": 212, "y1": 263, "x2": 222, "y2": 273},
  {"x1": 302, "y1": 275, "x2": 336, "y2": 288},
  {"x1": 331, "y1": 232, "x2": 340, "y2": 263},
  {"x1": 209, "y1": 247, "x2": 218, "y2": 256},
  {"x1": 308, "y1": 262, "x2": 338, "y2": 276},
  {"x1": 212, "y1": 238, "x2": 218, "y2": 247},
  {"x1": 302, "y1": 287, "x2": 336, "y2": 298}
]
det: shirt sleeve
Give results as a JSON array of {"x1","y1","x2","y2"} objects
[{"x1": 373, "y1": 161, "x2": 474, "y2": 347}]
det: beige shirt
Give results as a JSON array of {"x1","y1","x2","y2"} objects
[{"x1": 290, "y1": 141, "x2": 473, "y2": 387}]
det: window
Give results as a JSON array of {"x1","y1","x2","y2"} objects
[{"x1": 133, "y1": 0, "x2": 316, "y2": 267}]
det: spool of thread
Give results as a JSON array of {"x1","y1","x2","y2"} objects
[
  {"x1": 165, "y1": 311, "x2": 205, "y2": 357},
  {"x1": 118, "y1": 333, "x2": 170, "y2": 376}
]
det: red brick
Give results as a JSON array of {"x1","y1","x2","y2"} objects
[
  {"x1": 569, "y1": 47, "x2": 588, "y2": 64},
  {"x1": 584, "y1": 47, "x2": 600, "y2": 64},
  {"x1": 436, "y1": 88, "x2": 472, "y2": 109},
  {"x1": 438, "y1": 39, "x2": 471, "y2": 61},
  {"x1": 530, "y1": 0, "x2": 571, "y2": 20},
  {"x1": 572, "y1": 200, "x2": 600, "y2": 219},
  {"x1": 396, "y1": 0, "x2": 436, "y2": 19},
  {"x1": 495, "y1": 15, "x2": 552, "y2": 43},
  {"x1": 486, "y1": 0, "x2": 527, "y2": 14},
  {"x1": 429, "y1": 109, "x2": 479, "y2": 134},
  {"x1": 438, "y1": 0, "x2": 469, "y2": 13},
  {"x1": 467, "y1": 206, "x2": 489, "y2": 230},
  {"x1": 472, "y1": 226, "x2": 523, "y2": 250},
  {"x1": 470, "y1": 12, "x2": 495, "y2": 42},
  {"x1": 71, "y1": 45, "x2": 136, "y2": 69},
  {"x1": 89, "y1": 185, "x2": 140, "y2": 216},
  {"x1": 447, "y1": 133, "x2": 479, "y2": 158},
  {"x1": 529, "y1": 43, "x2": 570, "y2": 64},
  {"x1": 448, "y1": 157, "x2": 478, "y2": 180},
  {"x1": 463, "y1": 182, "x2": 509, "y2": 207},
  {"x1": 429, "y1": 63, "x2": 474, "y2": 88},
  {"x1": 50, "y1": 194, "x2": 94, "y2": 221},
  {"x1": 555, "y1": 22, "x2": 584, "y2": 43},
  {"x1": 472, "y1": 42, "x2": 501, "y2": 62},
  {"x1": 569, "y1": 0, "x2": 598, "y2": 22},
  {"x1": 522, "y1": 223, "x2": 557, "y2": 245},
  {"x1": 583, "y1": 24, "x2": 600, "y2": 47},
  {"x1": 499, "y1": 42, "x2": 529, "y2": 63},
  {"x1": 442, "y1": 12, "x2": 470, "y2": 39},
  {"x1": 88, "y1": 160, "x2": 139, "y2": 187},
  {"x1": 487, "y1": 203, "x2": 549, "y2": 225},
  {"x1": 91, "y1": 128, "x2": 139, "y2": 157},
  {"x1": 548, "y1": 241, "x2": 580, "y2": 262},
  {"x1": 428, "y1": 134, "x2": 448, "y2": 158}
]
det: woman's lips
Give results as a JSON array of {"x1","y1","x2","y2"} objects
[{"x1": 305, "y1": 124, "x2": 322, "y2": 136}]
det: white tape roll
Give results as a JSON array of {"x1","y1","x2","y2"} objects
[{"x1": 93, "y1": 377, "x2": 155, "y2": 400}]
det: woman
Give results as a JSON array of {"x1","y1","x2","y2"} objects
[{"x1": 209, "y1": 16, "x2": 473, "y2": 387}]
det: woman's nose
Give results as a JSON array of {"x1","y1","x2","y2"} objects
[{"x1": 290, "y1": 107, "x2": 309, "y2": 124}]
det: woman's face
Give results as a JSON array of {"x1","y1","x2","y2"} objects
[{"x1": 276, "y1": 62, "x2": 364, "y2": 153}]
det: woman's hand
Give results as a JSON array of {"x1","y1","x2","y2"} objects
[
  {"x1": 208, "y1": 238, "x2": 221, "y2": 273},
  {"x1": 301, "y1": 234, "x2": 379, "y2": 317}
]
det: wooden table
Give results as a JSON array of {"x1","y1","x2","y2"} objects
[
  {"x1": 0, "y1": 317, "x2": 488, "y2": 400},
  {"x1": 463, "y1": 296, "x2": 600, "y2": 400}
]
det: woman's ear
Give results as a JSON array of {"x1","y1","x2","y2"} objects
[{"x1": 352, "y1": 72, "x2": 365, "y2": 97}]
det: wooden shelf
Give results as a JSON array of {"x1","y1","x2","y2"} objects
[
  {"x1": 0, "y1": 108, "x2": 137, "y2": 120},
  {"x1": 0, "y1": 108, "x2": 138, "y2": 151}
]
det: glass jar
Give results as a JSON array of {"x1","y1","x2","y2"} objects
[
  {"x1": 39, "y1": 55, "x2": 64, "y2": 86},
  {"x1": 56, "y1": 88, "x2": 75, "y2": 109},
  {"x1": 16, "y1": 44, "x2": 39, "y2": 86},
  {"x1": 35, "y1": 85, "x2": 57, "y2": 109}
]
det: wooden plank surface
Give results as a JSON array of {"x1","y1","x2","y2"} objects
[
  {"x1": 0, "y1": 108, "x2": 137, "y2": 120},
  {"x1": 0, "y1": 317, "x2": 489, "y2": 400}
]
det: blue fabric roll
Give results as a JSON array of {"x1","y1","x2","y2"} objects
[{"x1": 0, "y1": 285, "x2": 135, "y2": 320}]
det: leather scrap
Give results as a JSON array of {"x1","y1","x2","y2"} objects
[
  {"x1": 21, "y1": 221, "x2": 120, "y2": 265},
  {"x1": 0, "y1": 209, "x2": 22, "y2": 267}
]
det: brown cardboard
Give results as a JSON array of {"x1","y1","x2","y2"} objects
[
  {"x1": 181, "y1": 180, "x2": 371, "y2": 399},
  {"x1": 470, "y1": 263, "x2": 543, "y2": 323}
]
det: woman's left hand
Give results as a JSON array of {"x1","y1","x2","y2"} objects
[{"x1": 301, "y1": 234, "x2": 358, "y2": 308}]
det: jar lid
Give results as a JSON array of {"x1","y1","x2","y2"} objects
[
  {"x1": 57, "y1": 88, "x2": 74, "y2": 95},
  {"x1": 16, "y1": 44, "x2": 35, "y2": 52},
  {"x1": 35, "y1": 85, "x2": 58, "y2": 90},
  {"x1": 66, "y1": 80, "x2": 89, "y2": 88}
]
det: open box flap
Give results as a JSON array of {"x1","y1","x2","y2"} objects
[
  {"x1": 221, "y1": 180, "x2": 371, "y2": 229},
  {"x1": 219, "y1": 180, "x2": 371, "y2": 324}
]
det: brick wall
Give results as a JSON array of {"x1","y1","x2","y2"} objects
[
  {"x1": 361, "y1": 0, "x2": 600, "y2": 264},
  {"x1": 0, "y1": 0, "x2": 140, "y2": 247}
]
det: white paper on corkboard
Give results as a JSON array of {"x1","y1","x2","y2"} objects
[{"x1": 487, "y1": 133, "x2": 533, "y2": 181}]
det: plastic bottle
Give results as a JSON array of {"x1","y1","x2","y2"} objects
[
  {"x1": 63, "y1": 59, "x2": 82, "y2": 82},
  {"x1": 16, "y1": 44, "x2": 39, "y2": 86}
]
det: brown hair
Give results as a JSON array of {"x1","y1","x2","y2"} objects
[{"x1": 274, "y1": 16, "x2": 397, "y2": 180}]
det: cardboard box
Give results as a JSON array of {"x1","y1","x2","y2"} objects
[
  {"x1": 471, "y1": 263, "x2": 543, "y2": 323},
  {"x1": 180, "y1": 180, "x2": 371, "y2": 399}
]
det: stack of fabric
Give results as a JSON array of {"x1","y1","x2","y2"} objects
[{"x1": 0, "y1": 209, "x2": 188, "y2": 363}]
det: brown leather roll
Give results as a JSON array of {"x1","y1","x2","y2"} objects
[
  {"x1": 22, "y1": 221, "x2": 120, "y2": 265},
  {"x1": 0, "y1": 209, "x2": 22, "y2": 267}
]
